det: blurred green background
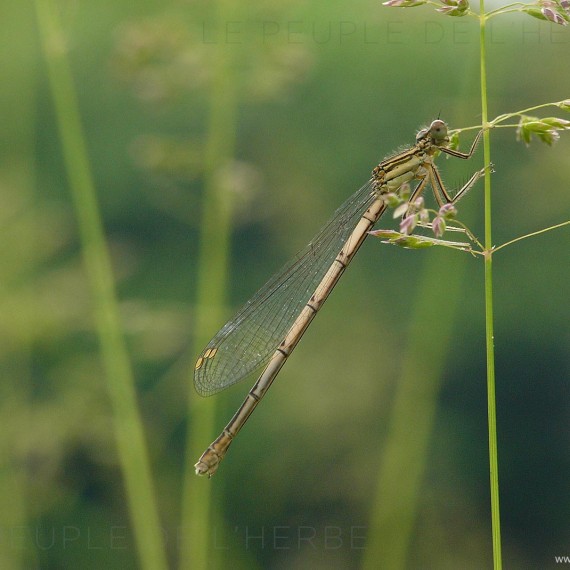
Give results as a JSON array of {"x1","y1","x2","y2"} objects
[{"x1": 2, "y1": 0, "x2": 569, "y2": 568}]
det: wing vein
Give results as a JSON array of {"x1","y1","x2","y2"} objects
[{"x1": 194, "y1": 179, "x2": 378, "y2": 396}]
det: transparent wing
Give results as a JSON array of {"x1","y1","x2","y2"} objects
[{"x1": 194, "y1": 178, "x2": 379, "y2": 396}]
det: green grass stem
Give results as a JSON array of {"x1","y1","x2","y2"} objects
[
  {"x1": 179, "y1": 1, "x2": 239, "y2": 568},
  {"x1": 34, "y1": 2, "x2": 168, "y2": 569},
  {"x1": 479, "y1": 6, "x2": 503, "y2": 569}
]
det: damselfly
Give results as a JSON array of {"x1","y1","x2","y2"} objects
[{"x1": 194, "y1": 120, "x2": 485, "y2": 477}]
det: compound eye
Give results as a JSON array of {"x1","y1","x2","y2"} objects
[{"x1": 429, "y1": 120, "x2": 448, "y2": 141}]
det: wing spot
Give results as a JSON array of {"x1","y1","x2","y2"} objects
[
  {"x1": 205, "y1": 348, "x2": 213, "y2": 358},
  {"x1": 202, "y1": 347, "x2": 218, "y2": 360},
  {"x1": 195, "y1": 357, "x2": 204, "y2": 370}
]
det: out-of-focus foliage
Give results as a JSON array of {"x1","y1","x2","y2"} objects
[{"x1": 1, "y1": 0, "x2": 569, "y2": 568}]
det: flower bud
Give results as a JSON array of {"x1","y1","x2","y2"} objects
[
  {"x1": 432, "y1": 216, "x2": 446, "y2": 238},
  {"x1": 393, "y1": 203, "x2": 410, "y2": 219},
  {"x1": 439, "y1": 203, "x2": 458, "y2": 219},
  {"x1": 400, "y1": 214, "x2": 418, "y2": 235}
]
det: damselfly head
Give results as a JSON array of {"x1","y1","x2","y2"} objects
[
  {"x1": 428, "y1": 120, "x2": 449, "y2": 143},
  {"x1": 416, "y1": 119, "x2": 449, "y2": 145}
]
